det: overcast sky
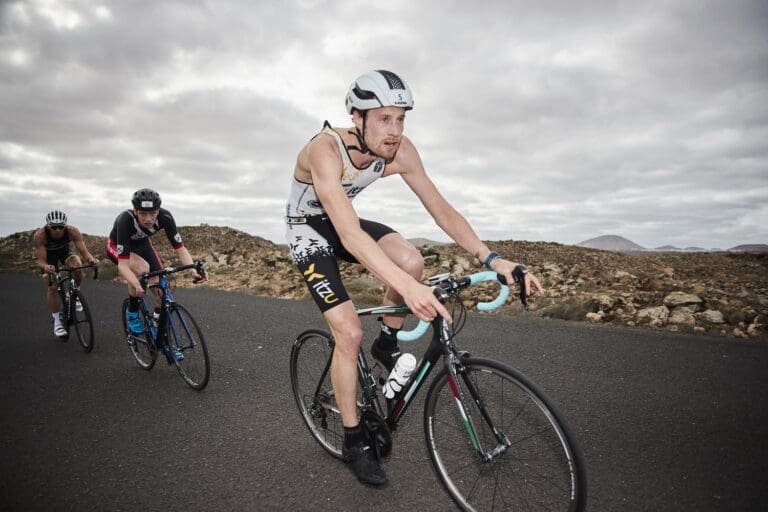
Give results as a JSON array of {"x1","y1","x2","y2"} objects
[{"x1": 1, "y1": 0, "x2": 766, "y2": 250}]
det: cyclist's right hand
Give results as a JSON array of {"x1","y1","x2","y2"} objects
[
  {"x1": 404, "y1": 282, "x2": 452, "y2": 324},
  {"x1": 132, "y1": 280, "x2": 146, "y2": 298}
]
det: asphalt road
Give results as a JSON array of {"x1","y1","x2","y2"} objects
[{"x1": 1, "y1": 273, "x2": 766, "y2": 511}]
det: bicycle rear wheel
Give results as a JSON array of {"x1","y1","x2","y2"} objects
[
  {"x1": 121, "y1": 298, "x2": 157, "y2": 370},
  {"x1": 71, "y1": 289, "x2": 94, "y2": 352},
  {"x1": 290, "y1": 329, "x2": 345, "y2": 460},
  {"x1": 424, "y1": 357, "x2": 586, "y2": 512},
  {"x1": 166, "y1": 304, "x2": 210, "y2": 390}
]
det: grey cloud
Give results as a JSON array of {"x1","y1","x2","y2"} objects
[{"x1": 1, "y1": 0, "x2": 766, "y2": 250}]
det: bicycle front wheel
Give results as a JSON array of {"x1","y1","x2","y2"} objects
[
  {"x1": 121, "y1": 298, "x2": 157, "y2": 370},
  {"x1": 167, "y1": 304, "x2": 210, "y2": 390},
  {"x1": 71, "y1": 289, "x2": 94, "y2": 352},
  {"x1": 289, "y1": 329, "x2": 345, "y2": 460},
  {"x1": 424, "y1": 357, "x2": 586, "y2": 512}
]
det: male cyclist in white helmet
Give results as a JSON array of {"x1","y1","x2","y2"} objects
[
  {"x1": 34, "y1": 210, "x2": 99, "y2": 338},
  {"x1": 285, "y1": 70, "x2": 545, "y2": 486}
]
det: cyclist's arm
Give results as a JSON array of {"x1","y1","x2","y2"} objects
[
  {"x1": 116, "y1": 258, "x2": 144, "y2": 297},
  {"x1": 307, "y1": 136, "x2": 449, "y2": 323},
  {"x1": 33, "y1": 229, "x2": 54, "y2": 273},
  {"x1": 174, "y1": 245, "x2": 207, "y2": 283},
  {"x1": 395, "y1": 138, "x2": 494, "y2": 261},
  {"x1": 69, "y1": 226, "x2": 98, "y2": 266},
  {"x1": 397, "y1": 138, "x2": 545, "y2": 295}
]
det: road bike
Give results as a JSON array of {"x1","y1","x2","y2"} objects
[
  {"x1": 290, "y1": 268, "x2": 587, "y2": 511},
  {"x1": 48, "y1": 264, "x2": 98, "y2": 352},
  {"x1": 120, "y1": 261, "x2": 210, "y2": 390}
]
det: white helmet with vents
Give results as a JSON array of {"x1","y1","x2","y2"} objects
[
  {"x1": 45, "y1": 210, "x2": 68, "y2": 226},
  {"x1": 345, "y1": 70, "x2": 414, "y2": 114}
]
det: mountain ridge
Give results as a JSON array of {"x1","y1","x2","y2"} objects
[
  {"x1": 576, "y1": 234, "x2": 767, "y2": 253},
  {"x1": 1, "y1": 225, "x2": 766, "y2": 341}
]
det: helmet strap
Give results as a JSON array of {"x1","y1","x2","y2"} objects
[{"x1": 346, "y1": 112, "x2": 372, "y2": 155}]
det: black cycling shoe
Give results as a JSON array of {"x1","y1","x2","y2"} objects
[
  {"x1": 370, "y1": 341, "x2": 401, "y2": 373},
  {"x1": 342, "y1": 442, "x2": 388, "y2": 486}
]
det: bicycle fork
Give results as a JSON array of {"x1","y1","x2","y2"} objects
[{"x1": 447, "y1": 356, "x2": 511, "y2": 462}]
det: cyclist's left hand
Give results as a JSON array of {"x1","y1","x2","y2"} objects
[
  {"x1": 192, "y1": 270, "x2": 208, "y2": 284},
  {"x1": 491, "y1": 258, "x2": 546, "y2": 296}
]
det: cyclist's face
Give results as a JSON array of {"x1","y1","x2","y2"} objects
[
  {"x1": 357, "y1": 106, "x2": 405, "y2": 162},
  {"x1": 47, "y1": 224, "x2": 66, "y2": 239},
  {"x1": 135, "y1": 209, "x2": 159, "y2": 228}
]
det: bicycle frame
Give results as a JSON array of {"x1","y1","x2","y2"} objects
[
  {"x1": 352, "y1": 308, "x2": 443, "y2": 431},
  {"x1": 136, "y1": 263, "x2": 204, "y2": 357},
  {"x1": 353, "y1": 270, "x2": 524, "y2": 453},
  {"x1": 51, "y1": 265, "x2": 98, "y2": 317}
]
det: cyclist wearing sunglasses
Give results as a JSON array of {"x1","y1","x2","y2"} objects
[
  {"x1": 285, "y1": 70, "x2": 545, "y2": 486},
  {"x1": 34, "y1": 210, "x2": 100, "y2": 337}
]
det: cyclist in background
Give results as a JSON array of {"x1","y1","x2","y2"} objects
[
  {"x1": 107, "y1": 188, "x2": 207, "y2": 335},
  {"x1": 285, "y1": 70, "x2": 545, "y2": 486},
  {"x1": 34, "y1": 210, "x2": 99, "y2": 338}
]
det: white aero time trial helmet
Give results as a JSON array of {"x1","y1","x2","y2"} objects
[{"x1": 345, "y1": 70, "x2": 414, "y2": 114}]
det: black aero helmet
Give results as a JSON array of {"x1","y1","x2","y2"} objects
[
  {"x1": 45, "y1": 210, "x2": 68, "y2": 226},
  {"x1": 132, "y1": 188, "x2": 162, "y2": 211}
]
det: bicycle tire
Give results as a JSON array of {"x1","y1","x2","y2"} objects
[
  {"x1": 424, "y1": 357, "x2": 587, "y2": 512},
  {"x1": 166, "y1": 304, "x2": 210, "y2": 390},
  {"x1": 71, "y1": 289, "x2": 94, "y2": 352},
  {"x1": 290, "y1": 329, "x2": 346, "y2": 460},
  {"x1": 121, "y1": 298, "x2": 157, "y2": 370}
]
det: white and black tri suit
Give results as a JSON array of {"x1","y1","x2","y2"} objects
[
  {"x1": 285, "y1": 122, "x2": 397, "y2": 312},
  {"x1": 106, "y1": 208, "x2": 184, "y2": 272}
]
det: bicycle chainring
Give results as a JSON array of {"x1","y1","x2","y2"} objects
[{"x1": 360, "y1": 409, "x2": 392, "y2": 459}]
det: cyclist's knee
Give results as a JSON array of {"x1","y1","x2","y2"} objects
[
  {"x1": 330, "y1": 324, "x2": 363, "y2": 357},
  {"x1": 397, "y1": 246, "x2": 424, "y2": 278}
]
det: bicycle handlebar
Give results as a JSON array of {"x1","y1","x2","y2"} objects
[
  {"x1": 397, "y1": 266, "x2": 528, "y2": 342},
  {"x1": 139, "y1": 261, "x2": 206, "y2": 289},
  {"x1": 47, "y1": 264, "x2": 99, "y2": 285}
]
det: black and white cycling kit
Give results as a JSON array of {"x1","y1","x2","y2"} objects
[
  {"x1": 285, "y1": 123, "x2": 397, "y2": 312},
  {"x1": 107, "y1": 208, "x2": 184, "y2": 272}
]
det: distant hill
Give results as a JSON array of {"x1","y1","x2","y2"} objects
[
  {"x1": 729, "y1": 244, "x2": 768, "y2": 253},
  {"x1": 655, "y1": 245, "x2": 714, "y2": 253},
  {"x1": 408, "y1": 238, "x2": 446, "y2": 247},
  {"x1": 576, "y1": 235, "x2": 645, "y2": 252}
]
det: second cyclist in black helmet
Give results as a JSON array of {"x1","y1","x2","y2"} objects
[{"x1": 107, "y1": 188, "x2": 207, "y2": 334}]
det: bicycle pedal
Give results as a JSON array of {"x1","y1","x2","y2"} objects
[{"x1": 458, "y1": 350, "x2": 471, "y2": 359}]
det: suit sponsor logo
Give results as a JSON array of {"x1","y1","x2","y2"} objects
[{"x1": 303, "y1": 264, "x2": 338, "y2": 304}]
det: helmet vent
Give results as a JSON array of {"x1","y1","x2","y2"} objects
[
  {"x1": 352, "y1": 84, "x2": 377, "y2": 100},
  {"x1": 377, "y1": 70, "x2": 405, "y2": 90}
]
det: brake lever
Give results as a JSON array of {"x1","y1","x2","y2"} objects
[{"x1": 497, "y1": 265, "x2": 528, "y2": 310}]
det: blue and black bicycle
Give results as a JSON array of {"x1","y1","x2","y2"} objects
[
  {"x1": 121, "y1": 261, "x2": 210, "y2": 390},
  {"x1": 290, "y1": 268, "x2": 586, "y2": 511}
]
